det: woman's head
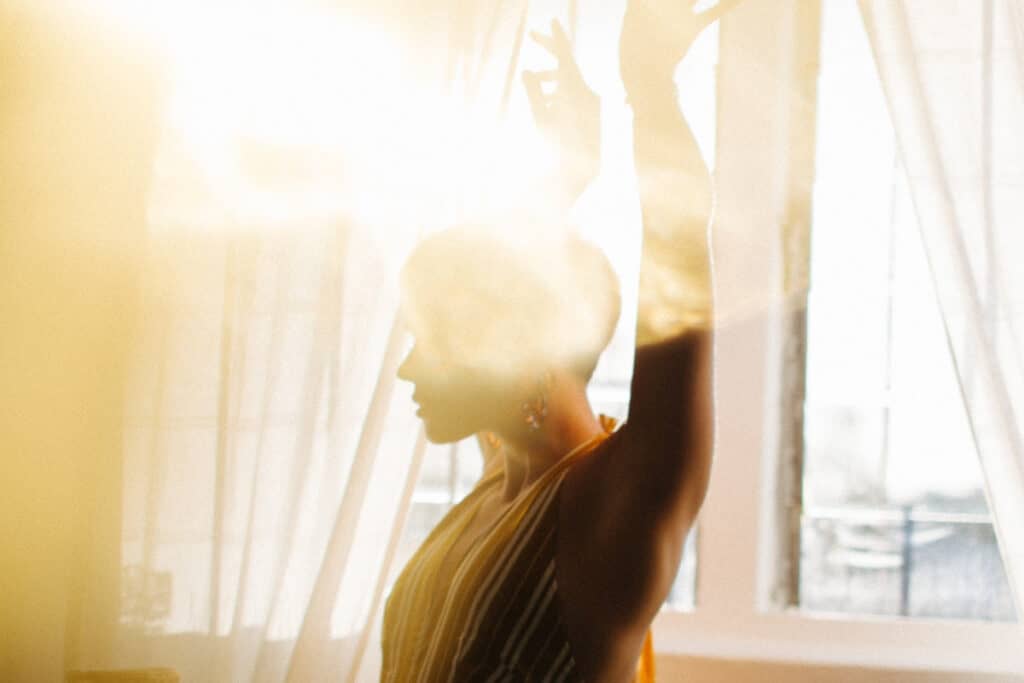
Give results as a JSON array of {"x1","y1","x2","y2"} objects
[{"x1": 397, "y1": 226, "x2": 620, "y2": 442}]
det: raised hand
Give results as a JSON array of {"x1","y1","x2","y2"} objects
[
  {"x1": 620, "y1": 0, "x2": 744, "y2": 94},
  {"x1": 522, "y1": 20, "x2": 601, "y2": 204}
]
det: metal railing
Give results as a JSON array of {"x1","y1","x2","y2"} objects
[{"x1": 800, "y1": 505, "x2": 1013, "y2": 621}]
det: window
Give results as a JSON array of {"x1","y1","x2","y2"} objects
[
  {"x1": 795, "y1": 0, "x2": 1014, "y2": 621},
  {"x1": 651, "y1": 3, "x2": 1018, "y2": 675}
]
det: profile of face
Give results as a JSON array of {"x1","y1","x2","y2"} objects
[
  {"x1": 397, "y1": 334, "x2": 513, "y2": 443},
  {"x1": 397, "y1": 227, "x2": 621, "y2": 443}
]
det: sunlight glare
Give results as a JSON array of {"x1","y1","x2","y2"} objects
[{"x1": 86, "y1": 0, "x2": 553, "y2": 232}]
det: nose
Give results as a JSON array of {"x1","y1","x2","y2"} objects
[{"x1": 397, "y1": 346, "x2": 418, "y2": 383}]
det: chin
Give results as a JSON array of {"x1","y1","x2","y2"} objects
[{"x1": 422, "y1": 417, "x2": 475, "y2": 444}]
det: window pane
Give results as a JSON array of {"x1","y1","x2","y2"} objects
[{"x1": 799, "y1": 0, "x2": 1014, "y2": 621}]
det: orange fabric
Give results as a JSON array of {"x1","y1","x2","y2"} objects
[{"x1": 634, "y1": 630, "x2": 656, "y2": 682}]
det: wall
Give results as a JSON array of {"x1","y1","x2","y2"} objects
[{"x1": 0, "y1": 7, "x2": 160, "y2": 680}]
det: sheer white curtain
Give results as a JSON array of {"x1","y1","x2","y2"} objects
[
  {"x1": 859, "y1": 0, "x2": 1024, "y2": 617},
  {"x1": 65, "y1": 1, "x2": 599, "y2": 681},
  {"x1": 100, "y1": 222, "x2": 423, "y2": 682}
]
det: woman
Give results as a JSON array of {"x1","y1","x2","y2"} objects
[{"x1": 383, "y1": 1, "x2": 736, "y2": 680}]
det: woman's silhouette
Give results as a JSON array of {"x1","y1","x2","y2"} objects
[{"x1": 383, "y1": 1, "x2": 738, "y2": 680}]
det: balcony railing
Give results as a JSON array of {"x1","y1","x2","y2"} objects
[{"x1": 800, "y1": 505, "x2": 1015, "y2": 621}]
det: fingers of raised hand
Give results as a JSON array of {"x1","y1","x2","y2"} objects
[
  {"x1": 529, "y1": 29, "x2": 558, "y2": 57},
  {"x1": 529, "y1": 19, "x2": 573, "y2": 62},
  {"x1": 522, "y1": 71, "x2": 551, "y2": 124},
  {"x1": 530, "y1": 69, "x2": 560, "y2": 81},
  {"x1": 549, "y1": 19, "x2": 573, "y2": 55},
  {"x1": 693, "y1": 0, "x2": 745, "y2": 27}
]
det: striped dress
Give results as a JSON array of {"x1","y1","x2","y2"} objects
[{"x1": 381, "y1": 426, "x2": 655, "y2": 682}]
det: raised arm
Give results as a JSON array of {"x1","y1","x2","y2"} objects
[
  {"x1": 559, "y1": 1, "x2": 739, "y2": 657},
  {"x1": 614, "y1": 0, "x2": 727, "y2": 523}
]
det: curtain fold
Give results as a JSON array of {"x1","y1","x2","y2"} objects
[
  {"x1": 100, "y1": 222, "x2": 424, "y2": 682},
  {"x1": 859, "y1": 0, "x2": 1024, "y2": 617},
  {"x1": 345, "y1": 429, "x2": 429, "y2": 683},
  {"x1": 284, "y1": 317, "x2": 409, "y2": 682}
]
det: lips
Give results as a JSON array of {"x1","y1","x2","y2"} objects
[
  {"x1": 412, "y1": 390, "x2": 443, "y2": 416},
  {"x1": 413, "y1": 391, "x2": 436, "y2": 406}
]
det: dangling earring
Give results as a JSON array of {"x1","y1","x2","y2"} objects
[{"x1": 521, "y1": 372, "x2": 553, "y2": 431}]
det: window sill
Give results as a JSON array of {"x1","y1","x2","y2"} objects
[{"x1": 653, "y1": 608, "x2": 1023, "y2": 676}]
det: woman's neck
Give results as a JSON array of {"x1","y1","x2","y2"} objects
[{"x1": 495, "y1": 372, "x2": 604, "y2": 502}]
